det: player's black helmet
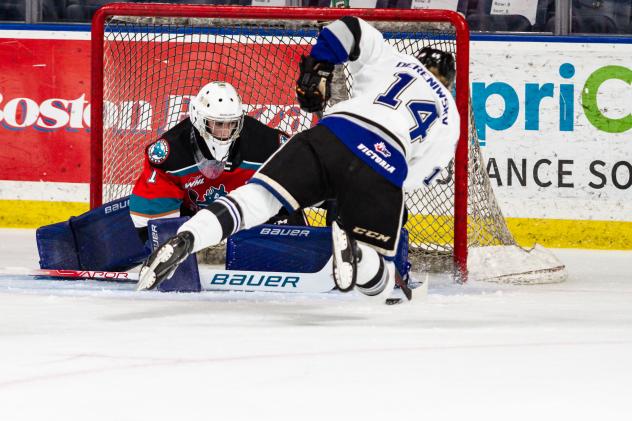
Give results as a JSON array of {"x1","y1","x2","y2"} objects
[{"x1": 417, "y1": 47, "x2": 456, "y2": 88}]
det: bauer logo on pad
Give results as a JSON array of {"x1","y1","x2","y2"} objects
[{"x1": 259, "y1": 227, "x2": 310, "y2": 237}]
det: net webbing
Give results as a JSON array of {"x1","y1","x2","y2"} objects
[{"x1": 101, "y1": 16, "x2": 515, "y2": 270}]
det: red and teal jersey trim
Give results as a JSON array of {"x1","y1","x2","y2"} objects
[{"x1": 129, "y1": 116, "x2": 284, "y2": 228}]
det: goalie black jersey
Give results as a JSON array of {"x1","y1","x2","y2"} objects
[
  {"x1": 130, "y1": 116, "x2": 288, "y2": 228},
  {"x1": 311, "y1": 17, "x2": 461, "y2": 191}
]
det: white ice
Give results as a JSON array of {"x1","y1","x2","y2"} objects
[{"x1": 0, "y1": 228, "x2": 630, "y2": 421}]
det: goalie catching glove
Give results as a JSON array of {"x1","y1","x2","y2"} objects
[{"x1": 296, "y1": 55, "x2": 334, "y2": 113}]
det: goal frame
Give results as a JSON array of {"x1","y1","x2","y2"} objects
[{"x1": 90, "y1": 3, "x2": 471, "y2": 278}]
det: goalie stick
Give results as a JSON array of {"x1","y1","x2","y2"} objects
[
  {"x1": 0, "y1": 261, "x2": 335, "y2": 294},
  {"x1": 0, "y1": 261, "x2": 427, "y2": 303},
  {"x1": 385, "y1": 273, "x2": 428, "y2": 305},
  {"x1": 0, "y1": 268, "x2": 138, "y2": 282}
]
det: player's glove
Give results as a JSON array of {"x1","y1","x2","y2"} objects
[{"x1": 296, "y1": 55, "x2": 334, "y2": 113}]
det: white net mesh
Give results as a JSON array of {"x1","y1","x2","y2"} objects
[{"x1": 96, "y1": 10, "x2": 565, "y2": 283}]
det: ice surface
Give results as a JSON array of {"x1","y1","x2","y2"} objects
[{"x1": 0, "y1": 228, "x2": 630, "y2": 421}]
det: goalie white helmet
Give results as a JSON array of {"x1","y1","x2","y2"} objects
[{"x1": 190, "y1": 81, "x2": 244, "y2": 160}]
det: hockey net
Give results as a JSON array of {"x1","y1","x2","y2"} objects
[{"x1": 91, "y1": 4, "x2": 566, "y2": 284}]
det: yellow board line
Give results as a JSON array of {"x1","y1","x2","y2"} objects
[
  {"x1": 506, "y1": 217, "x2": 632, "y2": 251},
  {"x1": 0, "y1": 200, "x2": 88, "y2": 228},
  {"x1": 1, "y1": 200, "x2": 631, "y2": 250}
]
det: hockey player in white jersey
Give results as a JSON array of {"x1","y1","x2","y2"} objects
[{"x1": 137, "y1": 16, "x2": 460, "y2": 301}]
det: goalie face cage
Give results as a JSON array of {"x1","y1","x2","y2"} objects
[{"x1": 91, "y1": 3, "x2": 510, "y2": 282}]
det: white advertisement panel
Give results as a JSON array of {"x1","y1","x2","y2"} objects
[{"x1": 470, "y1": 40, "x2": 632, "y2": 222}]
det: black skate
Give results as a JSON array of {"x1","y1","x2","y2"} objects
[
  {"x1": 331, "y1": 221, "x2": 359, "y2": 292},
  {"x1": 137, "y1": 231, "x2": 195, "y2": 291}
]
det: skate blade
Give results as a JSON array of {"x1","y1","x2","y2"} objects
[
  {"x1": 136, "y1": 266, "x2": 157, "y2": 291},
  {"x1": 331, "y1": 222, "x2": 356, "y2": 292},
  {"x1": 333, "y1": 261, "x2": 355, "y2": 291}
]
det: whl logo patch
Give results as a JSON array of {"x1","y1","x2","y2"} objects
[
  {"x1": 374, "y1": 142, "x2": 391, "y2": 158},
  {"x1": 184, "y1": 175, "x2": 205, "y2": 189}
]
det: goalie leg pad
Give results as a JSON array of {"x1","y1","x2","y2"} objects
[
  {"x1": 36, "y1": 220, "x2": 80, "y2": 270},
  {"x1": 37, "y1": 197, "x2": 148, "y2": 271},
  {"x1": 147, "y1": 217, "x2": 200, "y2": 293},
  {"x1": 226, "y1": 224, "x2": 332, "y2": 273},
  {"x1": 138, "y1": 231, "x2": 195, "y2": 291},
  {"x1": 226, "y1": 224, "x2": 411, "y2": 283}
]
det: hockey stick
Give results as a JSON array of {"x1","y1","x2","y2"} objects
[
  {"x1": 385, "y1": 273, "x2": 429, "y2": 305},
  {"x1": 0, "y1": 260, "x2": 335, "y2": 294},
  {"x1": 394, "y1": 270, "x2": 412, "y2": 300},
  {"x1": 0, "y1": 265, "x2": 425, "y2": 305},
  {"x1": 0, "y1": 268, "x2": 138, "y2": 282}
]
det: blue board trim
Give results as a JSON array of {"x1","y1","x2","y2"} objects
[
  {"x1": 0, "y1": 23, "x2": 91, "y2": 31},
  {"x1": 471, "y1": 33, "x2": 632, "y2": 44},
  {"x1": 1, "y1": 22, "x2": 630, "y2": 44}
]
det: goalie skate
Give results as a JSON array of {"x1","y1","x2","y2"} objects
[
  {"x1": 331, "y1": 221, "x2": 358, "y2": 292},
  {"x1": 137, "y1": 231, "x2": 195, "y2": 291}
]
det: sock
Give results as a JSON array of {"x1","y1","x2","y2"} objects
[
  {"x1": 355, "y1": 243, "x2": 392, "y2": 297},
  {"x1": 178, "y1": 196, "x2": 242, "y2": 253}
]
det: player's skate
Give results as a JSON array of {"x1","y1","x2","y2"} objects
[
  {"x1": 331, "y1": 221, "x2": 358, "y2": 292},
  {"x1": 137, "y1": 231, "x2": 195, "y2": 291},
  {"x1": 358, "y1": 259, "x2": 396, "y2": 302}
]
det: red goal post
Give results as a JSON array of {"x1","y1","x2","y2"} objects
[{"x1": 92, "y1": 3, "x2": 552, "y2": 283}]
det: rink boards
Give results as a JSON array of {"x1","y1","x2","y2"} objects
[{"x1": 0, "y1": 26, "x2": 630, "y2": 249}]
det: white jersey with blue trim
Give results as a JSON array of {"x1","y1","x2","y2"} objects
[{"x1": 311, "y1": 17, "x2": 460, "y2": 191}]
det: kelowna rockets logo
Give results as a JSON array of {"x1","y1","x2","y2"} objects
[
  {"x1": 374, "y1": 142, "x2": 391, "y2": 158},
  {"x1": 187, "y1": 184, "x2": 228, "y2": 207},
  {"x1": 203, "y1": 184, "x2": 228, "y2": 203},
  {"x1": 147, "y1": 139, "x2": 170, "y2": 164}
]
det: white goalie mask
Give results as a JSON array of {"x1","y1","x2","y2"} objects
[{"x1": 190, "y1": 81, "x2": 244, "y2": 161}]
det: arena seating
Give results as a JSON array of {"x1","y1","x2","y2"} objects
[
  {"x1": 58, "y1": 1, "x2": 252, "y2": 22},
  {"x1": 465, "y1": 0, "x2": 553, "y2": 32},
  {"x1": 467, "y1": 13, "x2": 534, "y2": 32},
  {"x1": 570, "y1": 0, "x2": 631, "y2": 34},
  {"x1": 0, "y1": 2, "x2": 25, "y2": 21},
  {"x1": 1, "y1": 0, "x2": 630, "y2": 35},
  {"x1": 542, "y1": 0, "x2": 632, "y2": 34}
]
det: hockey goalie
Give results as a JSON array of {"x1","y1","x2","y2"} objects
[{"x1": 35, "y1": 81, "x2": 307, "y2": 274}]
